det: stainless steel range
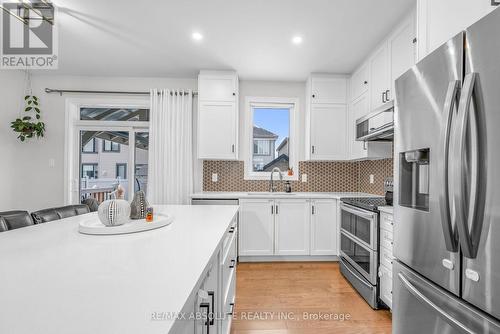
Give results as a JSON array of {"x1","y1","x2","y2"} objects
[{"x1": 339, "y1": 179, "x2": 393, "y2": 309}]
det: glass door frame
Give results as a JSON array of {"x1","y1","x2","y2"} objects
[{"x1": 65, "y1": 97, "x2": 149, "y2": 205}]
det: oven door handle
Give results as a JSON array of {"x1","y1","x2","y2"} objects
[
  {"x1": 340, "y1": 257, "x2": 373, "y2": 289},
  {"x1": 340, "y1": 203, "x2": 376, "y2": 220}
]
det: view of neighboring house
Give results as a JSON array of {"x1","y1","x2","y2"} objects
[
  {"x1": 252, "y1": 125, "x2": 290, "y2": 172},
  {"x1": 80, "y1": 133, "x2": 149, "y2": 200},
  {"x1": 263, "y1": 137, "x2": 289, "y2": 172},
  {"x1": 252, "y1": 126, "x2": 278, "y2": 171}
]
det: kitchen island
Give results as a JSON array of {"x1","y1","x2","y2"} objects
[{"x1": 0, "y1": 205, "x2": 239, "y2": 334}]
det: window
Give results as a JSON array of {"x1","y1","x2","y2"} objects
[
  {"x1": 70, "y1": 100, "x2": 150, "y2": 204},
  {"x1": 81, "y1": 164, "x2": 98, "y2": 179},
  {"x1": 116, "y1": 163, "x2": 127, "y2": 179},
  {"x1": 80, "y1": 108, "x2": 149, "y2": 122},
  {"x1": 103, "y1": 140, "x2": 120, "y2": 152},
  {"x1": 244, "y1": 97, "x2": 298, "y2": 180},
  {"x1": 82, "y1": 138, "x2": 97, "y2": 153}
]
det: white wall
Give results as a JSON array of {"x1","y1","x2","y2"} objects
[
  {"x1": 0, "y1": 74, "x2": 197, "y2": 211},
  {"x1": 417, "y1": 0, "x2": 497, "y2": 59}
]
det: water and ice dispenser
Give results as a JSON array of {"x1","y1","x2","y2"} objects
[{"x1": 399, "y1": 148, "x2": 430, "y2": 211}]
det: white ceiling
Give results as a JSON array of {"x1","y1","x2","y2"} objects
[{"x1": 51, "y1": 0, "x2": 414, "y2": 80}]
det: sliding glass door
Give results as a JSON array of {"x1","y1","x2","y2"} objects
[{"x1": 74, "y1": 107, "x2": 149, "y2": 204}]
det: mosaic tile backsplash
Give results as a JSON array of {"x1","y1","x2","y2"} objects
[{"x1": 203, "y1": 159, "x2": 393, "y2": 195}]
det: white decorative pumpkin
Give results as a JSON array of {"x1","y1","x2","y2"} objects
[{"x1": 97, "y1": 199, "x2": 131, "y2": 226}]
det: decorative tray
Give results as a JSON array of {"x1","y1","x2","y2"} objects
[{"x1": 78, "y1": 213, "x2": 174, "y2": 235}]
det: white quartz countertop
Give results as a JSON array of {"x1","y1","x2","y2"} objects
[
  {"x1": 0, "y1": 205, "x2": 239, "y2": 334},
  {"x1": 191, "y1": 191, "x2": 380, "y2": 200},
  {"x1": 378, "y1": 206, "x2": 394, "y2": 214}
]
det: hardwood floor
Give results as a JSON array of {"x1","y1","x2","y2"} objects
[{"x1": 231, "y1": 262, "x2": 392, "y2": 334}]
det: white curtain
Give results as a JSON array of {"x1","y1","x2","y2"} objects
[{"x1": 147, "y1": 89, "x2": 193, "y2": 204}]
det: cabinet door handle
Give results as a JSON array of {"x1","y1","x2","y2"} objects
[
  {"x1": 311, "y1": 145, "x2": 315, "y2": 154},
  {"x1": 228, "y1": 226, "x2": 235, "y2": 233},
  {"x1": 271, "y1": 205, "x2": 274, "y2": 215},
  {"x1": 312, "y1": 205, "x2": 315, "y2": 215},
  {"x1": 228, "y1": 303, "x2": 235, "y2": 316},
  {"x1": 199, "y1": 302, "x2": 210, "y2": 333},
  {"x1": 275, "y1": 205, "x2": 279, "y2": 215},
  {"x1": 208, "y1": 291, "x2": 215, "y2": 325},
  {"x1": 363, "y1": 141, "x2": 367, "y2": 150},
  {"x1": 229, "y1": 259, "x2": 236, "y2": 268},
  {"x1": 385, "y1": 89, "x2": 390, "y2": 100},
  {"x1": 382, "y1": 91, "x2": 387, "y2": 103},
  {"x1": 231, "y1": 144, "x2": 235, "y2": 153}
]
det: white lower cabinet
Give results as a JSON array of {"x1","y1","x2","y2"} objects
[
  {"x1": 275, "y1": 199, "x2": 310, "y2": 255},
  {"x1": 310, "y1": 199, "x2": 338, "y2": 255},
  {"x1": 239, "y1": 199, "x2": 274, "y2": 256},
  {"x1": 378, "y1": 211, "x2": 394, "y2": 310},
  {"x1": 171, "y1": 216, "x2": 238, "y2": 334},
  {"x1": 239, "y1": 198, "x2": 339, "y2": 258}
]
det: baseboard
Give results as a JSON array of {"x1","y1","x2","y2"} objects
[{"x1": 238, "y1": 255, "x2": 339, "y2": 262}]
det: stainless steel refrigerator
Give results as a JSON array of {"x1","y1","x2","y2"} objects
[{"x1": 393, "y1": 7, "x2": 500, "y2": 334}]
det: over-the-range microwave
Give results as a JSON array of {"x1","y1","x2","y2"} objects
[{"x1": 356, "y1": 100, "x2": 394, "y2": 142}]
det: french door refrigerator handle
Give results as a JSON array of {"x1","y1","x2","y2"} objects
[
  {"x1": 454, "y1": 72, "x2": 487, "y2": 259},
  {"x1": 439, "y1": 80, "x2": 460, "y2": 252},
  {"x1": 398, "y1": 273, "x2": 474, "y2": 334}
]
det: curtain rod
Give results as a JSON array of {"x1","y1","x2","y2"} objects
[{"x1": 44, "y1": 88, "x2": 198, "y2": 96}]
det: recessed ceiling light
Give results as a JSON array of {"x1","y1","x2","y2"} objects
[
  {"x1": 292, "y1": 36, "x2": 303, "y2": 45},
  {"x1": 192, "y1": 32, "x2": 203, "y2": 41}
]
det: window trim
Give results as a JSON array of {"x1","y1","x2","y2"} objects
[{"x1": 244, "y1": 97, "x2": 299, "y2": 181}]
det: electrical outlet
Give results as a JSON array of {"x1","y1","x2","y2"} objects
[
  {"x1": 301, "y1": 174, "x2": 308, "y2": 183},
  {"x1": 369, "y1": 174, "x2": 374, "y2": 184},
  {"x1": 212, "y1": 173, "x2": 218, "y2": 182}
]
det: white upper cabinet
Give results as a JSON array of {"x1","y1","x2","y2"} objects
[
  {"x1": 310, "y1": 76, "x2": 347, "y2": 104},
  {"x1": 198, "y1": 71, "x2": 238, "y2": 102},
  {"x1": 310, "y1": 104, "x2": 348, "y2": 160},
  {"x1": 274, "y1": 199, "x2": 310, "y2": 256},
  {"x1": 197, "y1": 71, "x2": 239, "y2": 160},
  {"x1": 310, "y1": 199, "x2": 338, "y2": 256},
  {"x1": 388, "y1": 13, "x2": 416, "y2": 96},
  {"x1": 350, "y1": 62, "x2": 369, "y2": 101},
  {"x1": 369, "y1": 43, "x2": 390, "y2": 111},
  {"x1": 416, "y1": 0, "x2": 497, "y2": 61},
  {"x1": 306, "y1": 74, "x2": 348, "y2": 161}
]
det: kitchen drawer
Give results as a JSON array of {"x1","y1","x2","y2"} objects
[
  {"x1": 380, "y1": 228, "x2": 394, "y2": 251},
  {"x1": 380, "y1": 212, "x2": 394, "y2": 232},
  {"x1": 223, "y1": 218, "x2": 237, "y2": 253},
  {"x1": 380, "y1": 245, "x2": 394, "y2": 271},
  {"x1": 221, "y1": 275, "x2": 236, "y2": 334},
  {"x1": 379, "y1": 264, "x2": 393, "y2": 309},
  {"x1": 222, "y1": 234, "x2": 237, "y2": 299}
]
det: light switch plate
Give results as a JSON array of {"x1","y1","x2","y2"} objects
[
  {"x1": 369, "y1": 174, "x2": 374, "y2": 184},
  {"x1": 212, "y1": 173, "x2": 218, "y2": 182},
  {"x1": 301, "y1": 174, "x2": 308, "y2": 182}
]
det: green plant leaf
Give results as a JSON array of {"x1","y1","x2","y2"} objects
[
  {"x1": 33, "y1": 101, "x2": 39, "y2": 106},
  {"x1": 22, "y1": 116, "x2": 31, "y2": 121},
  {"x1": 35, "y1": 114, "x2": 40, "y2": 119},
  {"x1": 25, "y1": 107, "x2": 32, "y2": 112},
  {"x1": 24, "y1": 95, "x2": 30, "y2": 100},
  {"x1": 33, "y1": 96, "x2": 38, "y2": 101},
  {"x1": 35, "y1": 108, "x2": 40, "y2": 113}
]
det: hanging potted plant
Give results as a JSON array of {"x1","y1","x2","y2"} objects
[{"x1": 11, "y1": 95, "x2": 46, "y2": 142}]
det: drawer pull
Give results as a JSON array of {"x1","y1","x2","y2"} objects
[
  {"x1": 229, "y1": 259, "x2": 236, "y2": 269},
  {"x1": 228, "y1": 303, "x2": 235, "y2": 316},
  {"x1": 228, "y1": 227, "x2": 235, "y2": 234}
]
